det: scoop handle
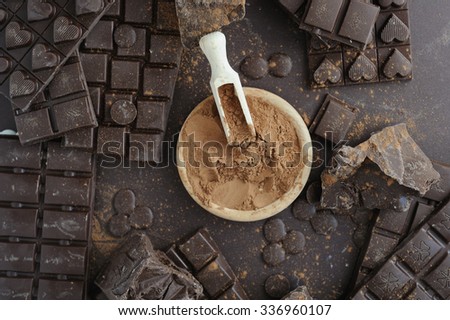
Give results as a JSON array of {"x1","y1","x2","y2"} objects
[{"x1": 199, "y1": 31, "x2": 236, "y2": 86}]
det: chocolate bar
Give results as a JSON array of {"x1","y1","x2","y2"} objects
[
  {"x1": 0, "y1": 136, "x2": 96, "y2": 299},
  {"x1": 166, "y1": 228, "x2": 248, "y2": 299},
  {"x1": 352, "y1": 196, "x2": 450, "y2": 300},
  {"x1": 0, "y1": 0, "x2": 113, "y2": 112},
  {"x1": 351, "y1": 161, "x2": 450, "y2": 289},
  {"x1": 8, "y1": 52, "x2": 97, "y2": 145},
  {"x1": 309, "y1": 94, "x2": 357, "y2": 144},
  {"x1": 95, "y1": 233, "x2": 203, "y2": 300},
  {"x1": 79, "y1": 0, "x2": 183, "y2": 162},
  {"x1": 279, "y1": 0, "x2": 380, "y2": 50},
  {"x1": 305, "y1": 1, "x2": 412, "y2": 87}
]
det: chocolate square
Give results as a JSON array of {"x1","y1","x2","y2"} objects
[
  {"x1": 179, "y1": 229, "x2": 219, "y2": 271},
  {"x1": 111, "y1": 60, "x2": 140, "y2": 90},
  {"x1": 338, "y1": 0, "x2": 379, "y2": 44},
  {"x1": 15, "y1": 108, "x2": 54, "y2": 142},
  {"x1": 37, "y1": 279, "x2": 84, "y2": 300},
  {"x1": 397, "y1": 229, "x2": 441, "y2": 273},
  {"x1": 97, "y1": 126, "x2": 127, "y2": 156},
  {"x1": 367, "y1": 260, "x2": 411, "y2": 299},
  {"x1": 304, "y1": 0, "x2": 344, "y2": 32},
  {"x1": 48, "y1": 63, "x2": 87, "y2": 99},
  {"x1": 0, "y1": 243, "x2": 36, "y2": 272},
  {"x1": 378, "y1": 46, "x2": 412, "y2": 81},
  {"x1": 42, "y1": 211, "x2": 89, "y2": 241},
  {"x1": 376, "y1": 10, "x2": 411, "y2": 47},
  {"x1": 83, "y1": 20, "x2": 114, "y2": 50},
  {"x1": 196, "y1": 256, "x2": 235, "y2": 298},
  {"x1": 150, "y1": 34, "x2": 183, "y2": 64},
  {"x1": 125, "y1": 0, "x2": 153, "y2": 24},
  {"x1": 424, "y1": 255, "x2": 450, "y2": 299},
  {"x1": 40, "y1": 245, "x2": 87, "y2": 275},
  {"x1": 117, "y1": 27, "x2": 147, "y2": 57},
  {"x1": 310, "y1": 95, "x2": 356, "y2": 144},
  {"x1": 143, "y1": 67, "x2": 179, "y2": 97},
  {"x1": 51, "y1": 96, "x2": 96, "y2": 133},
  {"x1": 79, "y1": 53, "x2": 109, "y2": 83},
  {"x1": 136, "y1": 101, "x2": 167, "y2": 131},
  {"x1": 0, "y1": 208, "x2": 38, "y2": 238},
  {"x1": 129, "y1": 133, "x2": 163, "y2": 163},
  {"x1": 0, "y1": 278, "x2": 33, "y2": 300}
]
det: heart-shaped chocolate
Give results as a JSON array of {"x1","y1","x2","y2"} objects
[
  {"x1": 383, "y1": 49, "x2": 412, "y2": 79},
  {"x1": 381, "y1": 13, "x2": 410, "y2": 44},
  {"x1": 0, "y1": 57, "x2": 11, "y2": 74},
  {"x1": 0, "y1": 9, "x2": 7, "y2": 24},
  {"x1": 378, "y1": 0, "x2": 407, "y2": 9},
  {"x1": 53, "y1": 16, "x2": 81, "y2": 43},
  {"x1": 349, "y1": 53, "x2": 377, "y2": 82},
  {"x1": 9, "y1": 70, "x2": 37, "y2": 98},
  {"x1": 5, "y1": 21, "x2": 33, "y2": 49},
  {"x1": 313, "y1": 58, "x2": 342, "y2": 85},
  {"x1": 75, "y1": 0, "x2": 104, "y2": 16},
  {"x1": 32, "y1": 43, "x2": 60, "y2": 71},
  {"x1": 27, "y1": 0, "x2": 54, "y2": 22}
]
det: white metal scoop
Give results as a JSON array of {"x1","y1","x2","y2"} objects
[{"x1": 199, "y1": 31, "x2": 256, "y2": 144}]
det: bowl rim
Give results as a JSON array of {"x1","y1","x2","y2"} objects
[{"x1": 176, "y1": 87, "x2": 312, "y2": 222}]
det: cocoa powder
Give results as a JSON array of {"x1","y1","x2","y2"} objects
[{"x1": 180, "y1": 90, "x2": 304, "y2": 211}]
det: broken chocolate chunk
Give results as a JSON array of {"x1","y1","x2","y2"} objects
[{"x1": 96, "y1": 233, "x2": 203, "y2": 300}]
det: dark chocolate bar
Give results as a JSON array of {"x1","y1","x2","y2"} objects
[
  {"x1": 351, "y1": 161, "x2": 450, "y2": 289},
  {"x1": 309, "y1": 94, "x2": 357, "y2": 144},
  {"x1": 352, "y1": 196, "x2": 450, "y2": 300},
  {"x1": 0, "y1": 0, "x2": 113, "y2": 112},
  {"x1": 0, "y1": 136, "x2": 96, "y2": 300},
  {"x1": 279, "y1": 0, "x2": 380, "y2": 51},
  {"x1": 79, "y1": 0, "x2": 183, "y2": 162},
  {"x1": 8, "y1": 51, "x2": 97, "y2": 145},
  {"x1": 166, "y1": 228, "x2": 248, "y2": 299},
  {"x1": 305, "y1": 1, "x2": 412, "y2": 87},
  {"x1": 95, "y1": 233, "x2": 203, "y2": 300}
]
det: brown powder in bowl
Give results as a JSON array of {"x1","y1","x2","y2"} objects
[{"x1": 179, "y1": 86, "x2": 304, "y2": 211}]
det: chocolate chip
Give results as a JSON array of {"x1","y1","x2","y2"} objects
[
  {"x1": 114, "y1": 24, "x2": 137, "y2": 48},
  {"x1": 268, "y1": 53, "x2": 292, "y2": 78},
  {"x1": 282, "y1": 230, "x2": 306, "y2": 254},
  {"x1": 108, "y1": 214, "x2": 131, "y2": 237},
  {"x1": 113, "y1": 189, "x2": 136, "y2": 214},
  {"x1": 263, "y1": 218, "x2": 287, "y2": 243},
  {"x1": 110, "y1": 100, "x2": 138, "y2": 125},
  {"x1": 262, "y1": 243, "x2": 286, "y2": 266},
  {"x1": 240, "y1": 56, "x2": 268, "y2": 80},
  {"x1": 129, "y1": 206, "x2": 154, "y2": 229},
  {"x1": 310, "y1": 211, "x2": 338, "y2": 235},
  {"x1": 292, "y1": 199, "x2": 316, "y2": 221},
  {"x1": 306, "y1": 181, "x2": 322, "y2": 204},
  {"x1": 265, "y1": 274, "x2": 290, "y2": 298}
]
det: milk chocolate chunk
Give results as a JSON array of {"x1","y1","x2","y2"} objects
[
  {"x1": 96, "y1": 233, "x2": 203, "y2": 300},
  {"x1": 309, "y1": 94, "x2": 357, "y2": 144},
  {"x1": 0, "y1": 0, "x2": 114, "y2": 111},
  {"x1": 80, "y1": 0, "x2": 183, "y2": 162},
  {"x1": 0, "y1": 136, "x2": 96, "y2": 299}
]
